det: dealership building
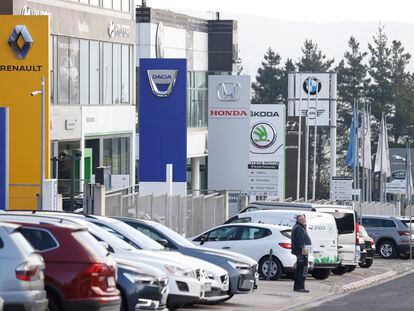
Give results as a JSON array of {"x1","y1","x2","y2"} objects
[
  {"x1": 1, "y1": 0, "x2": 137, "y2": 196},
  {"x1": 136, "y1": 6, "x2": 239, "y2": 192}
]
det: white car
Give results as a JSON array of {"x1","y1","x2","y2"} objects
[
  {"x1": 192, "y1": 223, "x2": 314, "y2": 280},
  {"x1": 0, "y1": 213, "x2": 217, "y2": 307}
]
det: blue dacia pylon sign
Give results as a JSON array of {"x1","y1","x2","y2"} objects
[{"x1": 0, "y1": 107, "x2": 9, "y2": 210}]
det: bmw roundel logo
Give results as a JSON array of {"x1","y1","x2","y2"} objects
[{"x1": 303, "y1": 77, "x2": 321, "y2": 95}]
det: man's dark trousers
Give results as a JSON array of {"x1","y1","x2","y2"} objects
[{"x1": 294, "y1": 254, "x2": 308, "y2": 291}]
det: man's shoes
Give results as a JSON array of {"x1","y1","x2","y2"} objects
[{"x1": 294, "y1": 289, "x2": 310, "y2": 293}]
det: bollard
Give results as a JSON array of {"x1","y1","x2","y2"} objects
[{"x1": 267, "y1": 248, "x2": 273, "y2": 281}]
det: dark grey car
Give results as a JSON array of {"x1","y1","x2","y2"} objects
[{"x1": 359, "y1": 215, "x2": 413, "y2": 259}]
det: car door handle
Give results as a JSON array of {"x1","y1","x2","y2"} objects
[
  {"x1": 338, "y1": 246, "x2": 344, "y2": 249},
  {"x1": 222, "y1": 246, "x2": 231, "y2": 249},
  {"x1": 319, "y1": 245, "x2": 326, "y2": 248}
]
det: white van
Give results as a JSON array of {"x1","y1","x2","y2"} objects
[
  {"x1": 226, "y1": 210, "x2": 339, "y2": 279},
  {"x1": 237, "y1": 202, "x2": 359, "y2": 275}
]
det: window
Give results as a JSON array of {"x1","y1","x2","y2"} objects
[
  {"x1": 11, "y1": 231, "x2": 35, "y2": 254},
  {"x1": 80, "y1": 40, "x2": 89, "y2": 105},
  {"x1": 113, "y1": 44, "x2": 121, "y2": 104},
  {"x1": 239, "y1": 227, "x2": 269, "y2": 240},
  {"x1": 121, "y1": 45, "x2": 130, "y2": 103},
  {"x1": 89, "y1": 41, "x2": 100, "y2": 105},
  {"x1": 382, "y1": 220, "x2": 397, "y2": 228},
  {"x1": 19, "y1": 228, "x2": 58, "y2": 252},
  {"x1": 362, "y1": 218, "x2": 383, "y2": 228},
  {"x1": 227, "y1": 216, "x2": 251, "y2": 224},
  {"x1": 187, "y1": 71, "x2": 208, "y2": 128},
  {"x1": 0, "y1": 236, "x2": 3, "y2": 248},
  {"x1": 329, "y1": 212, "x2": 355, "y2": 234},
  {"x1": 122, "y1": 0, "x2": 130, "y2": 12},
  {"x1": 69, "y1": 38, "x2": 80, "y2": 105},
  {"x1": 72, "y1": 230, "x2": 108, "y2": 258},
  {"x1": 90, "y1": 0, "x2": 99, "y2": 6},
  {"x1": 103, "y1": 43, "x2": 113, "y2": 105},
  {"x1": 103, "y1": 0, "x2": 112, "y2": 9},
  {"x1": 103, "y1": 137, "x2": 130, "y2": 175},
  {"x1": 207, "y1": 226, "x2": 238, "y2": 242},
  {"x1": 113, "y1": 0, "x2": 121, "y2": 11},
  {"x1": 57, "y1": 37, "x2": 69, "y2": 104}
]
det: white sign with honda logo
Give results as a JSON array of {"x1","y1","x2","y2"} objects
[
  {"x1": 249, "y1": 105, "x2": 285, "y2": 198},
  {"x1": 208, "y1": 75, "x2": 250, "y2": 203},
  {"x1": 288, "y1": 72, "x2": 336, "y2": 126}
]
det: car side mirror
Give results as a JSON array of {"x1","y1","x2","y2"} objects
[
  {"x1": 99, "y1": 241, "x2": 110, "y2": 252},
  {"x1": 156, "y1": 239, "x2": 169, "y2": 248},
  {"x1": 199, "y1": 235, "x2": 207, "y2": 246}
]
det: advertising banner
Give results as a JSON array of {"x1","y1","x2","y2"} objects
[
  {"x1": 0, "y1": 108, "x2": 8, "y2": 210},
  {"x1": 208, "y1": 75, "x2": 250, "y2": 194},
  {"x1": 139, "y1": 58, "x2": 187, "y2": 196},
  {"x1": 386, "y1": 148, "x2": 414, "y2": 194},
  {"x1": 288, "y1": 72, "x2": 336, "y2": 126},
  {"x1": 285, "y1": 116, "x2": 306, "y2": 199},
  {"x1": 0, "y1": 16, "x2": 50, "y2": 210},
  {"x1": 249, "y1": 105, "x2": 285, "y2": 198}
]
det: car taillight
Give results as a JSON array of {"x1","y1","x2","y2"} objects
[
  {"x1": 370, "y1": 238, "x2": 374, "y2": 246},
  {"x1": 15, "y1": 262, "x2": 40, "y2": 282},
  {"x1": 356, "y1": 223, "x2": 360, "y2": 244},
  {"x1": 83, "y1": 263, "x2": 117, "y2": 293},
  {"x1": 279, "y1": 243, "x2": 292, "y2": 249},
  {"x1": 398, "y1": 230, "x2": 410, "y2": 237}
]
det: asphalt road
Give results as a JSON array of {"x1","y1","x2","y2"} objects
[{"x1": 310, "y1": 272, "x2": 414, "y2": 311}]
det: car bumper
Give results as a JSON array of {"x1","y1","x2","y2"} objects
[
  {"x1": 134, "y1": 284, "x2": 168, "y2": 310},
  {"x1": 236, "y1": 268, "x2": 256, "y2": 293},
  {"x1": 168, "y1": 275, "x2": 206, "y2": 301},
  {"x1": 65, "y1": 296, "x2": 122, "y2": 311},
  {"x1": 397, "y1": 244, "x2": 412, "y2": 254},
  {"x1": 1, "y1": 289, "x2": 48, "y2": 311}
]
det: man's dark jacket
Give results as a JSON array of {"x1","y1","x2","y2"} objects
[{"x1": 291, "y1": 222, "x2": 312, "y2": 256}]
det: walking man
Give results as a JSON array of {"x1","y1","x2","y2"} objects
[{"x1": 291, "y1": 214, "x2": 312, "y2": 293}]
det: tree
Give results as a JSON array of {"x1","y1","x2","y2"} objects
[
  {"x1": 336, "y1": 36, "x2": 369, "y2": 167},
  {"x1": 296, "y1": 39, "x2": 334, "y2": 71},
  {"x1": 282, "y1": 58, "x2": 296, "y2": 101},
  {"x1": 367, "y1": 26, "x2": 393, "y2": 123},
  {"x1": 251, "y1": 47, "x2": 285, "y2": 105}
]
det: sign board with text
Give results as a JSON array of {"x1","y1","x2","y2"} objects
[{"x1": 330, "y1": 176, "x2": 353, "y2": 201}]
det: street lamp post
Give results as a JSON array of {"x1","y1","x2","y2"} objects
[{"x1": 31, "y1": 76, "x2": 45, "y2": 210}]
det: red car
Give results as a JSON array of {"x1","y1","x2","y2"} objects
[{"x1": 12, "y1": 221, "x2": 121, "y2": 311}]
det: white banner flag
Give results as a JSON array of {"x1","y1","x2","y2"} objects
[
  {"x1": 360, "y1": 110, "x2": 372, "y2": 170},
  {"x1": 374, "y1": 116, "x2": 391, "y2": 177}
]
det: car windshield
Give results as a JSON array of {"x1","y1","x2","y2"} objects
[
  {"x1": 111, "y1": 221, "x2": 164, "y2": 251},
  {"x1": 151, "y1": 222, "x2": 195, "y2": 247},
  {"x1": 401, "y1": 220, "x2": 414, "y2": 228}
]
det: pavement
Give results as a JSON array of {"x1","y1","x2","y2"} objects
[
  {"x1": 310, "y1": 272, "x2": 414, "y2": 311},
  {"x1": 183, "y1": 258, "x2": 414, "y2": 311}
]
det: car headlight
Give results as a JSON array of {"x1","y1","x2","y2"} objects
[
  {"x1": 123, "y1": 271, "x2": 158, "y2": 285},
  {"x1": 164, "y1": 265, "x2": 195, "y2": 278},
  {"x1": 227, "y1": 261, "x2": 251, "y2": 270}
]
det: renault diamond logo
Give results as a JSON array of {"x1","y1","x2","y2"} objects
[
  {"x1": 217, "y1": 82, "x2": 241, "y2": 101},
  {"x1": 147, "y1": 70, "x2": 178, "y2": 97},
  {"x1": 8, "y1": 25, "x2": 33, "y2": 59},
  {"x1": 251, "y1": 122, "x2": 276, "y2": 149}
]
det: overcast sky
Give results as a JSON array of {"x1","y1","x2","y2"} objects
[{"x1": 141, "y1": 0, "x2": 414, "y2": 23}]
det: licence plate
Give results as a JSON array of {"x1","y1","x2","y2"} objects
[
  {"x1": 205, "y1": 282, "x2": 212, "y2": 292},
  {"x1": 107, "y1": 276, "x2": 116, "y2": 287}
]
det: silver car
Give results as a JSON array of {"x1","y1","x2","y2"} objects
[{"x1": 0, "y1": 222, "x2": 48, "y2": 311}]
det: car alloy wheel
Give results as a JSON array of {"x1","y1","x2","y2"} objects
[
  {"x1": 379, "y1": 242, "x2": 395, "y2": 259},
  {"x1": 259, "y1": 256, "x2": 282, "y2": 280}
]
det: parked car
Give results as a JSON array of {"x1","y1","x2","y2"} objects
[
  {"x1": 0, "y1": 222, "x2": 48, "y2": 311},
  {"x1": 0, "y1": 212, "x2": 208, "y2": 309},
  {"x1": 358, "y1": 225, "x2": 375, "y2": 268},
  {"x1": 240, "y1": 202, "x2": 360, "y2": 275},
  {"x1": 114, "y1": 217, "x2": 258, "y2": 301},
  {"x1": 224, "y1": 209, "x2": 339, "y2": 280},
  {"x1": 360, "y1": 215, "x2": 413, "y2": 259},
  {"x1": 0, "y1": 218, "x2": 121, "y2": 311},
  {"x1": 192, "y1": 223, "x2": 314, "y2": 280}
]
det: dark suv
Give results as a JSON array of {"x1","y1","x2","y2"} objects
[{"x1": 360, "y1": 215, "x2": 413, "y2": 259}]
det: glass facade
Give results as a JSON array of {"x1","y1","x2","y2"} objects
[
  {"x1": 187, "y1": 71, "x2": 208, "y2": 128},
  {"x1": 51, "y1": 35, "x2": 132, "y2": 106},
  {"x1": 67, "y1": 0, "x2": 130, "y2": 12},
  {"x1": 103, "y1": 137, "x2": 130, "y2": 175}
]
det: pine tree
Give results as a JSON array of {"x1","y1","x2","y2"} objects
[
  {"x1": 252, "y1": 47, "x2": 285, "y2": 105},
  {"x1": 296, "y1": 39, "x2": 334, "y2": 71}
]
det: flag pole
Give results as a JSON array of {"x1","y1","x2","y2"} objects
[
  {"x1": 380, "y1": 113, "x2": 384, "y2": 203},
  {"x1": 362, "y1": 103, "x2": 366, "y2": 202},
  {"x1": 354, "y1": 100, "x2": 359, "y2": 202},
  {"x1": 312, "y1": 80, "x2": 319, "y2": 200},
  {"x1": 304, "y1": 78, "x2": 311, "y2": 201},
  {"x1": 369, "y1": 104, "x2": 372, "y2": 202}
]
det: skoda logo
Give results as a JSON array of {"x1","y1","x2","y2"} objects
[
  {"x1": 303, "y1": 77, "x2": 321, "y2": 95},
  {"x1": 8, "y1": 25, "x2": 33, "y2": 59},
  {"x1": 147, "y1": 69, "x2": 178, "y2": 97},
  {"x1": 108, "y1": 21, "x2": 115, "y2": 38},
  {"x1": 250, "y1": 122, "x2": 276, "y2": 149}
]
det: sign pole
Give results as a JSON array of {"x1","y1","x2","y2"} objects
[
  {"x1": 312, "y1": 80, "x2": 318, "y2": 200},
  {"x1": 304, "y1": 79, "x2": 311, "y2": 201},
  {"x1": 296, "y1": 73, "x2": 303, "y2": 200},
  {"x1": 40, "y1": 76, "x2": 45, "y2": 210}
]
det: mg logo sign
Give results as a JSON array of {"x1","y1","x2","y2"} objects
[
  {"x1": 147, "y1": 69, "x2": 178, "y2": 97},
  {"x1": 217, "y1": 82, "x2": 241, "y2": 101}
]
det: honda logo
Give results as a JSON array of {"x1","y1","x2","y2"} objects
[
  {"x1": 217, "y1": 82, "x2": 241, "y2": 101},
  {"x1": 147, "y1": 70, "x2": 178, "y2": 97}
]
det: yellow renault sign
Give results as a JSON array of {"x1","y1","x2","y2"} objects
[{"x1": 0, "y1": 16, "x2": 50, "y2": 210}]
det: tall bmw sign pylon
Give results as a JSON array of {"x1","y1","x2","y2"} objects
[
  {"x1": 139, "y1": 59, "x2": 187, "y2": 196},
  {"x1": 0, "y1": 108, "x2": 8, "y2": 210}
]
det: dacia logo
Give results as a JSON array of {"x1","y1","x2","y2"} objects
[
  {"x1": 147, "y1": 70, "x2": 178, "y2": 97},
  {"x1": 8, "y1": 25, "x2": 33, "y2": 59}
]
